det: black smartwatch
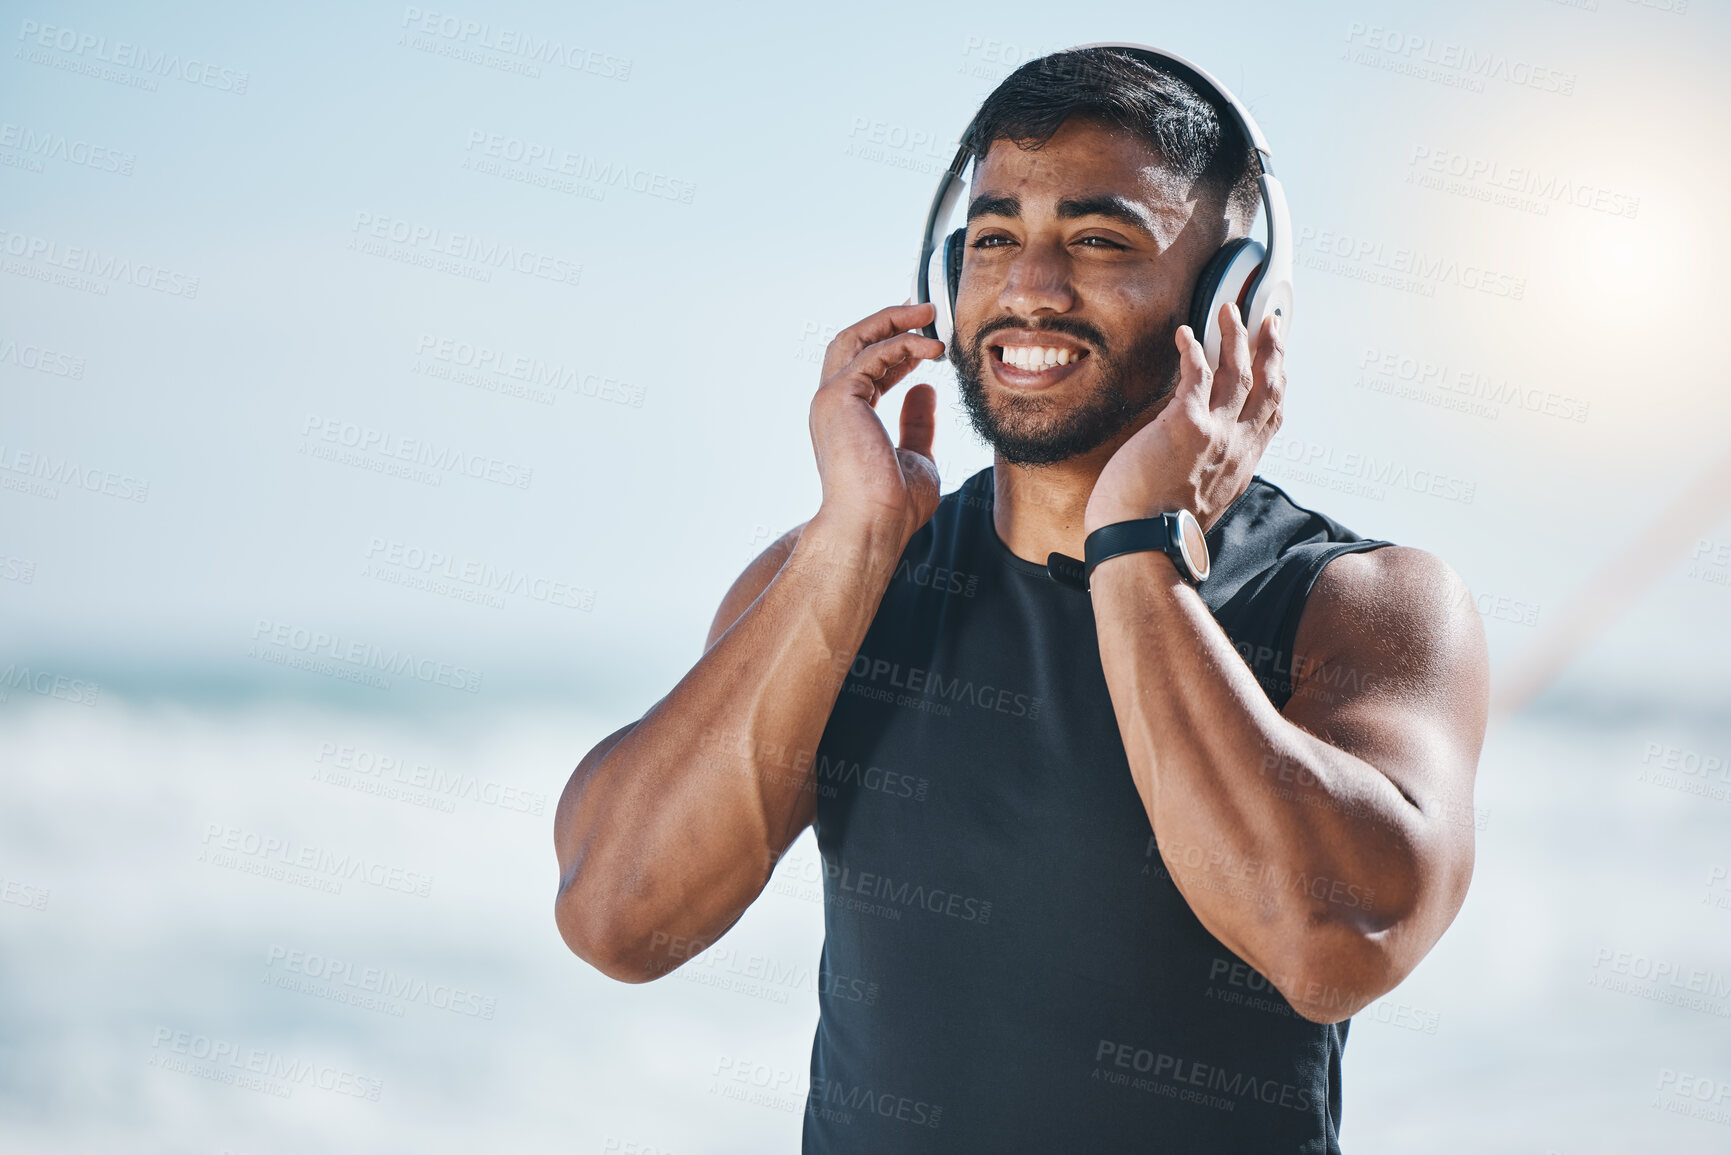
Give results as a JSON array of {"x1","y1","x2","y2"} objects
[{"x1": 1046, "y1": 510, "x2": 1211, "y2": 591}]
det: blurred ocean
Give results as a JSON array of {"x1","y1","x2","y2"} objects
[{"x1": 1, "y1": 688, "x2": 1728, "y2": 1153}]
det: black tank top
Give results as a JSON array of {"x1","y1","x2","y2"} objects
[{"x1": 802, "y1": 467, "x2": 1392, "y2": 1153}]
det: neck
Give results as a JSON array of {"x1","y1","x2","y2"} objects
[
  {"x1": 991, "y1": 436, "x2": 1129, "y2": 566},
  {"x1": 986, "y1": 395, "x2": 1174, "y2": 567}
]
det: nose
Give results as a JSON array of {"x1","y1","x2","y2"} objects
[{"x1": 996, "y1": 242, "x2": 1075, "y2": 318}]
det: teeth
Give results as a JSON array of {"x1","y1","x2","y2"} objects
[{"x1": 998, "y1": 345, "x2": 1081, "y2": 371}]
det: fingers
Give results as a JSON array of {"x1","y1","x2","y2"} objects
[
  {"x1": 898, "y1": 383, "x2": 937, "y2": 460},
  {"x1": 1212, "y1": 302, "x2": 1255, "y2": 412},
  {"x1": 832, "y1": 331, "x2": 945, "y2": 405},
  {"x1": 1173, "y1": 324, "x2": 1212, "y2": 416},
  {"x1": 1242, "y1": 312, "x2": 1286, "y2": 432},
  {"x1": 822, "y1": 302, "x2": 941, "y2": 380}
]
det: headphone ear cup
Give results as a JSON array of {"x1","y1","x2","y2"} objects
[
  {"x1": 1187, "y1": 238, "x2": 1266, "y2": 371},
  {"x1": 943, "y1": 228, "x2": 966, "y2": 335}
]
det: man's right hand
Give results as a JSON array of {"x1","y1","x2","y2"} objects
[{"x1": 809, "y1": 302, "x2": 948, "y2": 542}]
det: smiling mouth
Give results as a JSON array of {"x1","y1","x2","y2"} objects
[{"x1": 991, "y1": 341, "x2": 1091, "y2": 382}]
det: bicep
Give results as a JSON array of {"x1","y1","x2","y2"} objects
[
  {"x1": 1283, "y1": 546, "x2": 1490, "y2": 827},
  {"x1": 557, "y1": 522, "x2": 810, "y2": 871}
]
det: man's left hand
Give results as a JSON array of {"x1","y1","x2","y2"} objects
[{"x1": 1084, "y1": 302, "x2": 1284, "y2": 534}]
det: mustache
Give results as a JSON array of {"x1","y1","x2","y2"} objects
[{"x1": 967, "y1": 314, "x2": 1111, "y2": 356}]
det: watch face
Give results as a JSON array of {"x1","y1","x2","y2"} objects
[{"x1": 1175, "y1": 509, "x2": 1210, "y2": 582}]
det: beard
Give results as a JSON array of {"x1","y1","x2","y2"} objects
[{"x1": 951, "y1": 311, "x2": 1180, "y2": 467}]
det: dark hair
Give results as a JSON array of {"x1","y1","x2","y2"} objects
[{"x1": 961, "y1": 48, "x2": 1261, "y2": 232}]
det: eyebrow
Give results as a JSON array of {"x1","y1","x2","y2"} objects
[
  {"x1": 1056, "y1": 194, "x2": 1157, "y2": 233},
  {"x1": 966, "y1": 194, "x2": 1021, "y2": 222},
  {"x1": 965, "y1": 192, "x2": 1157, "y2": 235}
]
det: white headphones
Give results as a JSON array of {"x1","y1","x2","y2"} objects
[{"x1": 911, "y1": 42, "x2": 1293, "y2": 371}]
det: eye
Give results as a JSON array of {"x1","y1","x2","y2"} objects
[
  {"x1": 1075, "y1": 236, "x2": 1128, "y2": 250},
  {"x1": 969, "y1": 232, "x2": 1015, "y2": 250}
]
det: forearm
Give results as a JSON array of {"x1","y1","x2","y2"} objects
[
  {"x1": 555, "y1": 511, "x2": 907, "y2": 978},
  {"x1": 1089, "y1": 552, "x2": 1427, "y2": 1012}
]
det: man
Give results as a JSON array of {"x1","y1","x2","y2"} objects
[{"x1": 554, "y1": 47, "x2": 1487, "y2": 1152}]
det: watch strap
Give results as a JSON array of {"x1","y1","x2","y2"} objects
[
  {"x1": 1084, "y1": 516, "x2": 1179, "y2": 582},
  {"x1": 1046, "y1": 551, "x2": 1088, "y2": 589},
  {"x1": 1046, "y1": 515, "x2": 1195, "y2": 591}
]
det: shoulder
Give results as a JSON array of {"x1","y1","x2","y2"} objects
[{"x1": 1297, "y1": 546, "x2": 1488, "y2": 702}]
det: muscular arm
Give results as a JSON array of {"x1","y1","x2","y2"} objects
[
  {"x1": 1090, "y1": 543, "x2": 1488, "y2": 1022},
  {"x1": 552, "y1": 515, "x2": 905, "y2": 981},
  {"x1": 551, "y1": 302, "x2": 947, "y2": 983},
  {"x1": 1083, "y1": 304, "x2": 1488, "y2": 1022}
]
